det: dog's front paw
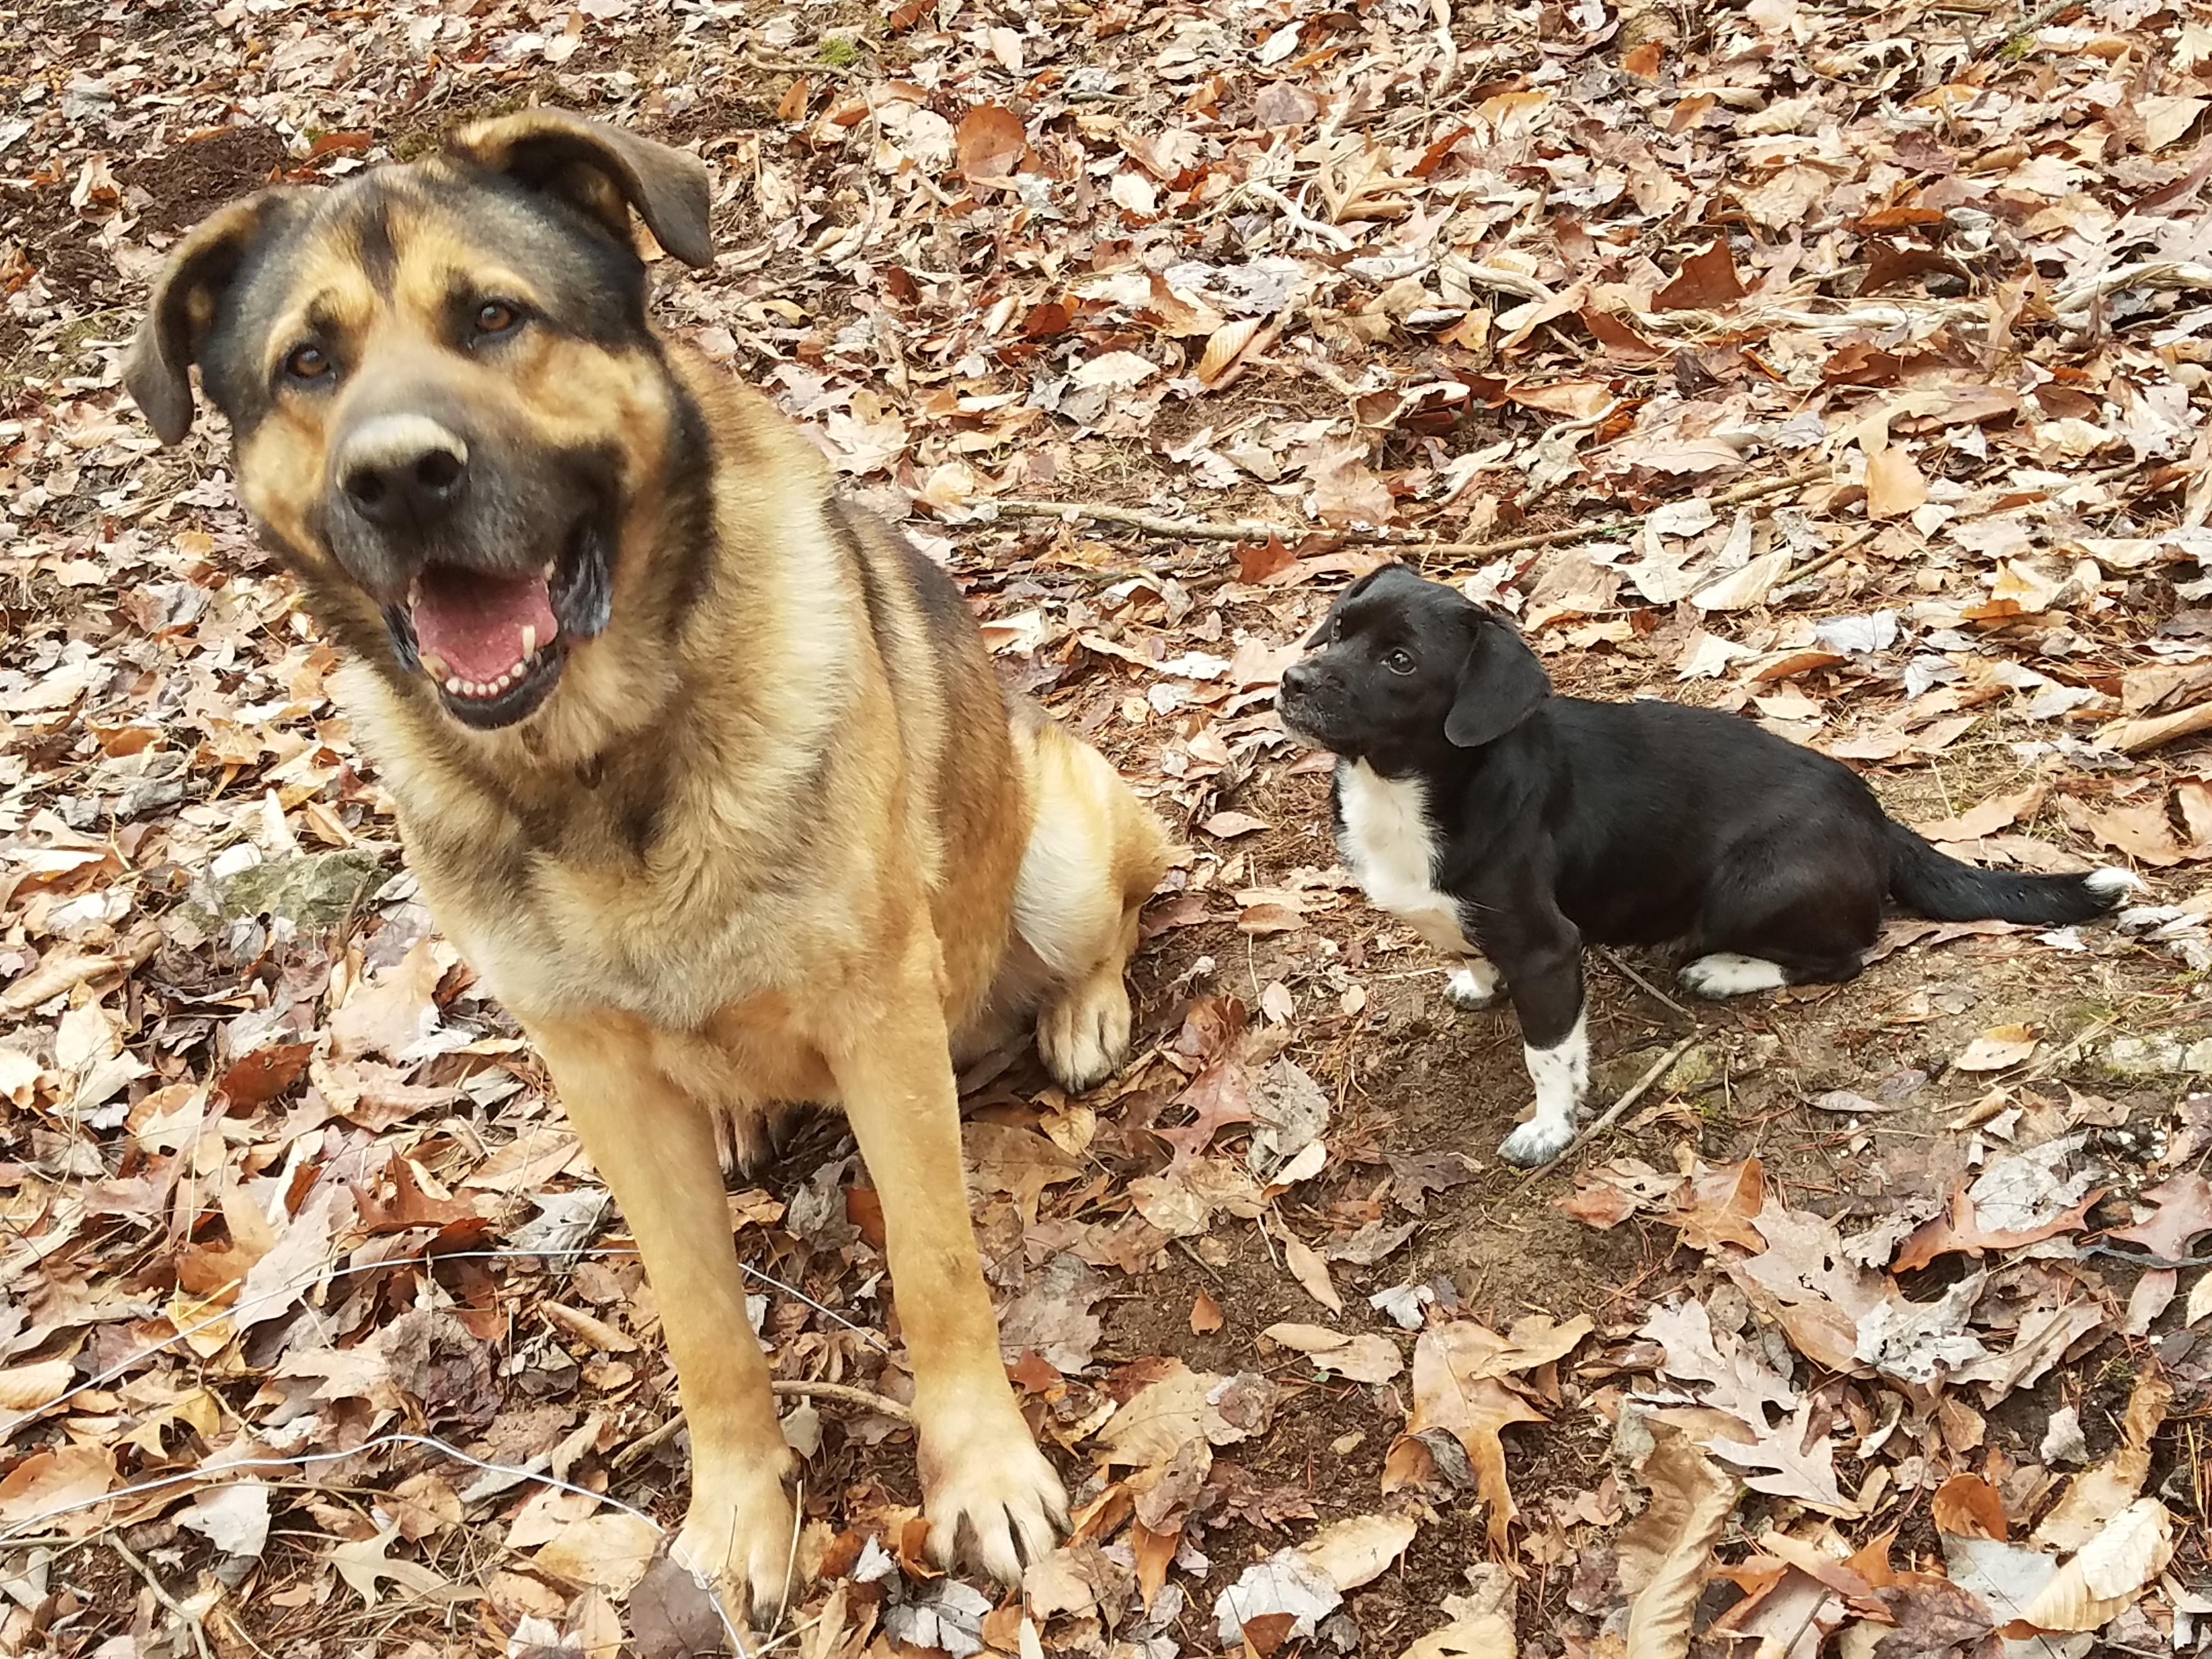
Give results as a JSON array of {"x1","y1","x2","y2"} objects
[
  {"x1": 1498, "y1": 1114, "x2": 1577, "y2": 1168},
  {"x1": 1444, "y1": 960, "x2": 1502, "y2": 1009},
  {"x1": 1036, "y1": 974, "x2": 1132, "y2": 1094},
  {"x1": 671, "y1": 1450, "x2": 802, "y2": 1629},
  {"x1": 917, "y1": 1395, "x2": 1067, "y2": 1582}
]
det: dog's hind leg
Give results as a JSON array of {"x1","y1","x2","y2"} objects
[
  {"x1": 1012, "y1": 720, "x2": 1170, "y2": 1092},
  {"x1": 528, "y1": 1015, "x2": 799, "y2": 1628},
  {"x1": 1684, "y1": 830, "x2": 1883, "y2": 997},
  {"x1": 1444, "y1": 955, "x2": 1503, "y2": 1009}
]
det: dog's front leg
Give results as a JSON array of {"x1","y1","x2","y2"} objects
[
  {"x1": 529, "y1": 1018, "x2": 799, "y2": 1626},
  {"x1": 826, "y1": 954, "x2": 1067, "y2": 1581},
  {"x1": 1472, "y1": 898, "x2": 1588, "y2": 1167}
]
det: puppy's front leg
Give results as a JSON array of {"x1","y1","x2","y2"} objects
[
  {"x1": 825, "y1": 944, "x2": 1066, "y2": 1580},
  {"x1": 1472, "y1": 898, "x2": 1588, "y2": 1167},
  {"x1": 529, "y1": 1017, "x2": 798, "y2": 1626}
]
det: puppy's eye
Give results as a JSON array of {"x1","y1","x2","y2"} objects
[
  {"x1": 472, "y1": 300, "x2": 523, "y2": 337},
  {"x1": 284, "y1": 344, "x2": 333, "y2": 382},
  {"x1": 1385, "y1": 648, "x2": 1416, "y2": 675}
]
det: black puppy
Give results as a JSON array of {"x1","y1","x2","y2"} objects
[{"x1": 1276, "y1": 564, "x2": 2137, "y2": 1167}]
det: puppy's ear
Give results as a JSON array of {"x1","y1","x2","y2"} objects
[
  {"x1": 447, "y1": 109, "x2": 714, "y2": 269},
  {"x1": 1445, "y1": 610, "x2": 1550, "y2": 747},
  {"x1": 1302, "y1": 562, "x2": 1397, "y2": 648},
  {"x1": 125, "y1": 191, "x2": 290, "y2": 445}
]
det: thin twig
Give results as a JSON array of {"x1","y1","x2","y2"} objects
[
  {"x1": 1979, "y1": 0, "x2": 2079, "y2": 59},
  {"x1": 17, "y1": 1433, "x2": 754, "y2": 1658},
  {"x1": 2021, "y1": 1015, "x2": 2119, "y2": 1082},
  {"x1": 112, "y1": 1537, "x2": 213, "y2": 1659},
  {"x1": 610, "y1": 1383, "x2": 912, "y2": 1476},
  {"x1": 1415, "y1": 467, "x2": 1830, "y2": 561},
  {"x1": 1684, "y1": 521, "x2": 1883, "y2": 606},
  {"x1": 1595, "y1": 948, "x2": 1697, "y2": 1026},
  {"x1": 992, "y1": 465, "x2": 1829, "y2": 560},
  {"x1": 1513, "y1": 1032, "x2": 1702, "y2": 1186},
  {"x1": 771, "y1": 1380, "x2": 912, "y2": 1422},
  {"x1": 995, "y1": 499, "x2": 1427, "y2": 545}
]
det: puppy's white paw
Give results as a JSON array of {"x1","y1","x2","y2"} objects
[
  {"x1": 917, "y1": 1396, "x2": 1068, "y2": 1582},
  {"x1": 1679, "y1": 952, "x2": 1787, "y2": 998},
  {"x1": 1444, "y1": 960, "x2": 1502, "y2": 1009},
  {"x1": 1499, "y1": 1115, "x2": 1577, "y2": 1167}
]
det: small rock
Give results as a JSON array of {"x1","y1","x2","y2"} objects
[
  {"x1": 1663, "y1": 1043, "x2": 1723, "y2": 1094},
  {"x1": 2106, "y1": 1035, "x2": 2212, "y2": 1076},
  {"x1": 216, "y1": 847, "x2": 387, "y2": 930},
  {"x1": 2040, "y1": 1405, "x2": 2090, "y2": 1468}
]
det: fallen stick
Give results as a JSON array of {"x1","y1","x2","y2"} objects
[
  {"x1": 1513, "y1": 1031, "x2": 1702, "y2": 1186},
  {"x1": 992, "y1": 465, "x2": 1829, "y2": 559},
  {"x1": 770, "y1": 1380, "x2": 913, "y2": 1422},
  {"x1": 612, "y1": 1383, "x2": 914, "y2": 1472},
  {"x1": 994, "y1": 498, "x2": 1429, "y2": 545},
  {"x1": 1595, "y1": 947, "x2": 1697, "y2": 1026}
]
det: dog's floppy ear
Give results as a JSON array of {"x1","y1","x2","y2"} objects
[
  {"x1": 1302, "y1": 562, "x2": 1397, "y2": 648},
  {"x1": 125, "y1": 191, "x2": 290, "y2": 445},
  {"x1": 447, "y1": 109, "x2": 714, "y2": 269},
  {"x1": 1445, "y1": 609, "x2": 1550, "y2": 748}
]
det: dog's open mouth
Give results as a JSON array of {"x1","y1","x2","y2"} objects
[{"x1": 384, "y1": 512, "x2": 613, "y2": 730}]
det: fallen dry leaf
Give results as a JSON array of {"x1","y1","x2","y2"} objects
[
  {"x1": 1620, "y1": 1426, "x2": 1738, "y2": 1659},
  {"x1": 2016, "y1": 1499, "x2": 2172, "y2": 1631},
  {"x1": 1865, "y1": 444, "x2": 1928, "y2": 520},
  {"x1": 1931, "y1": 1473, "x2": 2007, "y2": 1540},
  {"x1": 1953, "y1": 1024, "x2": 2040, "y2": 1073},
  {"x1": 1295, "y1": 1512, "x2": 1418, "y2": 1592}
]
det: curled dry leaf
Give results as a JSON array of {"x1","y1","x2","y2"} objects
[
  {"x1": 1295, "y1": 1512, "x2": 1418, "y2": 1592},
  {"x1": 1198, "y1": 317, "x2": 1263, "y2": 384},
  {"x1": 1619, "y1": 1425, "x2": 1738, "y2": 1659},
  {"x1": 1279, "y1": 1228, "x2": 1343, "y2": 1313},
  {"x1": 2015, "y1": 1499, "x2": 2172, "y2": 1632}
]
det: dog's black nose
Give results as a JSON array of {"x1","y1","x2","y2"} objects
[
  {"x1": 1280, "y1": 661, "x2": 1314, "y2": 696},
  {"x1": 336, "y1": 414, "x2": 469, "y2": 531}
]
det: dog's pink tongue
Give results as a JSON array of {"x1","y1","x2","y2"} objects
[{"x1": 411, "y1": 567, "x2": 556, "y2": 682}]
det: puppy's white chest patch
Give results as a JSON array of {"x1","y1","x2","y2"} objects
[{"x1": 1336, "y1": 761, "x2": 1471, "y2": 955}]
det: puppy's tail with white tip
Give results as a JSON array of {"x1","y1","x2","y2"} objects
[{"x1": 1883, "y1": 821, "x2": 2140, "y2": 925}]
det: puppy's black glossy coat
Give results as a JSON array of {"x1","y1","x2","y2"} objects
[{"x1": 1276, "y1": 563, "x2": 2133, "y2": 1165}]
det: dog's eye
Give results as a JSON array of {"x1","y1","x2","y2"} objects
[
  {"x1": 284, "y1": 344, "x2": 333, "y2": 382},
  {"x1": 1385, "y1": 648, "x2": 1415, "y2": 675},
  {"x1": 473, "y1": 301, "x2": 522, "y2": 337}
]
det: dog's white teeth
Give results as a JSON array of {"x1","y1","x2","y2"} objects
[
  {"x1": 520, "y1": 625, "x2": 536, "y2": 657},
  {"x1": 540, "y1": 560, "x2": 557, "y2": 582},
  {"x1": 444, "y1": 675, "x2": 464, "y2": 695},
  {"x1": 421, "y1": 651, "x2": 450, "y2": 681}
]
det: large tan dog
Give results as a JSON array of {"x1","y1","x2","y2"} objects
[{"x1": 125, "y1": 111, "x2": 1169, "y2": 1620}]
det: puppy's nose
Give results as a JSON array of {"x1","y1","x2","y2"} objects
[
  {"x1": 336, "y1": 414, "x2": 469, "y2": 532},
  {"x1": 1279, "y1": 661, "x2": 1314, "y2": 696}
]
